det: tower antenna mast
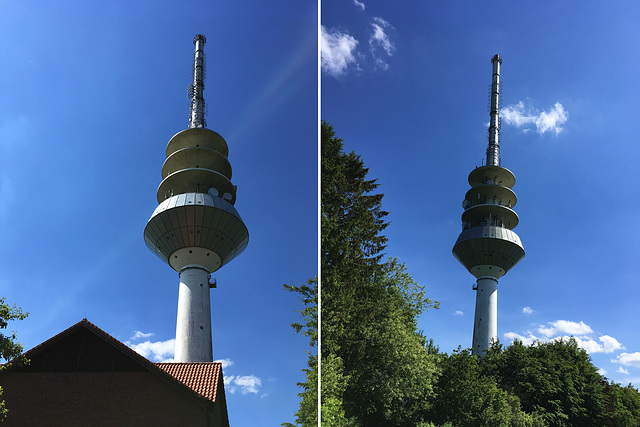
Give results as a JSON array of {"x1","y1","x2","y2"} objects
[
  {"x1": 189, "y1": 34, "x2": 206, "y2": 129},
  {"x1": 487, "y1": 54, "x2": 501, "y2": 166}
]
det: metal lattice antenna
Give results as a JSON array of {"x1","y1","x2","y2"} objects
[
  {"x1": 189, "y1": 34, "x2": 206, "y2": 128},
  {"x1": 486, "y1": 54, "x2": 501, "y2": 166}
]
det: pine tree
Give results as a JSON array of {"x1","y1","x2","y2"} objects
[{"x1": 321, "y1": 122, "x2": 438, "y2": 426}]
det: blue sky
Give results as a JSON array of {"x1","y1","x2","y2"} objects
[
  {"x1": 322, "y1": 1, "x2": 640, "y2": 386},
  {"x1": 0, "y1": 1, "x2": 316, "y2": 425}
]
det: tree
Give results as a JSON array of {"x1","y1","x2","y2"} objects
[
  {"x1": 603, "y1": 381, "x2": 640, "y2": 426},
  {"x1": 283, "y1": 278, "x2": 319, "y2": 427},
  {"x1": 429, "y1": 348, "x2": 513, "y2": 427},
  {"x1": 321, "y1": 121, "x2": 439, "y2": 426},
  {"x1": 481, "y1": 338, "x2": 606, "y2": 426},
  {"x1": 0, "y1": 297, "x2": 28, "y2": 422}
]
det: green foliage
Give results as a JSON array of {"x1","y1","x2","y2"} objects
[
  {"x1": 283, "y1": 278, "x2": 319, "y2": 427},
  {"x1": 319, "y1": 354, "x2": 357, "y2": 426},
  {"x1": 284, "y1": 277, "x2": 318, "y2": 348},
  {"x1": 0, "y1": 298, "x2": 28, "y2": 363},
  {"x1": 603, "y1": 382, "x2": 640, "y2": 426},
  {"x1": 0, "y1": 297, "x2": 28, "y2": 422},
  {"x1": 429, "y1": 348, "x2": 513, "y2": 427},
  {"x1": 481, "y1": 338, "x2": 606, "y2": 426}
]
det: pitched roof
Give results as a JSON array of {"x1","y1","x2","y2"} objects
[
  {"x1": 156, "y1": 362, "x2": 223, "y2": 401},
  {"x1": 6, "y1": 319, "x2": 224, "y2": 404}
]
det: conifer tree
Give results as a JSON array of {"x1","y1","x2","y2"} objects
[{"x1": 321, "y1": 121, "x2": 439, "y2": 426}]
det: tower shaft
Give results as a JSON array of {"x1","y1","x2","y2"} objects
[
  {"x1": 175, "y1": 267, "x2": 213, "y2": 362},
  {"x1": 472, "y1": 277, "x2": 498, "y2": 353}
]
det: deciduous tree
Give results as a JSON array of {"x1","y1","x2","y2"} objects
[{"x1": 0, "y1": 297, "x2": 28, "y2": 422}]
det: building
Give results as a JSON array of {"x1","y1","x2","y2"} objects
[{"x1": 0, "y1": 319, "x2": 229, "y2": 426}]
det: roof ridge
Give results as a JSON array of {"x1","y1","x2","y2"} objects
[{"x1": 11, "y1": 319, "x2": 218, "y2": 405}]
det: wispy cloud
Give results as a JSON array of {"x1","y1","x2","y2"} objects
[
  {"x1": 614, "y1": 352, "x2": 640, "y2": 368},
  {"x1": 352, "y1": 0, "x2": 365, "y2": 10},
  {"x1": 522, "y1": 306, "x2": 534, "y2": 315},
  {"x1": 501, "y1": 101, "x2": 568, "y2": 135},
  {"x1": 126, "y1": 337, "x2": 175, "y2": 362},
  {"x1": 214, "y1": 358, "x2": 234, "y2": 369},
  {"x1": 321, "y1": 26, "x2": 359, "y2": 78},
  {"x1": 538, "y1": 320, "x2": 593, "y2": 337},
  {"x1": 369, "y1": 17, "x2": 395, "y2": 70},
  {"x1": 454, "y1": 310, "x2": 464, "y2": 316},
  {"x1": 617, "y1": 366, "x2": 630, "y2": 375},
  {"x1": 553, "y1": 335, "x2": 624, "y2": 354},
  {"x1": 505, "y1": 320, "x2": 624, "y2": 354},
  {"x1": 225, "y1": 375, "x2": 262, "y2": 395},
  {"x1": 131, "y1": 330, "x2": 154, "y2": 340}
]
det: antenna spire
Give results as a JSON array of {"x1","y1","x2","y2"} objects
[
  {"x1": 486, "y1": 54, "x2": 502, "y2": 166},
  {"x1": 189, "y1": 34, "x2": 207, "y2": 128}
]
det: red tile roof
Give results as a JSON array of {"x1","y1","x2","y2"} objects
[{"x1": 156, "y1": 362, "x2": 222, "y2": 402}]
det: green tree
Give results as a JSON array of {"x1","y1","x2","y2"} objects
[
  {"x1": 481, "y1": 338, "x2": 606, "y2": 426},
  {"x1": 429, "y1": 348, "x2": 513, "y2": 427},
  {"x1": 321, "y1": 121, "x2": 439, "y2": 426},
  {"x1": 0, "y1": 297, "x2": 28, "y2": 422},
  {"x1": 603, "y1": 381, "x2": 640, "y2": 426},
  {"x1": 283, "y1": 278, "x2": 319, "y2": 427}
]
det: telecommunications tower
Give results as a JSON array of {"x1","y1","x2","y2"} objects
[
  {"x1": 452, "y1": 55, "x2": 525, "y2": 356},
  {"x1": 144, "y1": 34, "x2": 249, "y2": 362}
]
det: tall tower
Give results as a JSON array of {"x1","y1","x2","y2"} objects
[
  {"x1": 452, "y1": 55, "x2": 525, "y2": 356},
  {"x1": 144, "y1": 34, "x2": 249, "y2": 362}
]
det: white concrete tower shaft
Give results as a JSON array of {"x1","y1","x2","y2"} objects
[
  {"x1": 472, "y1": 277, "x2": 498, "y2": 354},
  {"x1": 175, "y1": 266, "x2": 213, "y2": 362},
  {"x1": 452, "y1": 55, "x2": 524, "y2": 356}
]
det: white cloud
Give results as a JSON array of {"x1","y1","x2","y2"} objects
[
  {"x1": 505, "y1": 321, "x2": 624, "y2": 355},
  {"x1": 321, "y1": 26, "x2": 359, "y2": 78},
  {"x1": 522, "y1": 306, "x2": 534, "y2": 315},
  {"x1": 501, "y1": 101, "x2": 568, "y2": 135},
  {"x1": 614, "y1": 352, "x2": 640, "y2": 368},
  {"x1": 369, "y1": 17, "x2": 395, "y2": 70},
  {"x1": 214, "y1": 358, "x2": 234, "y2": 369},
  {"x1": 454, "y1": 310, "x2": 464, "y2": 316},
  {"x1": 126, "y1": 338, "x2": 175, "y2": 362},
  {"x1": 353, "y1": 0, "x2": 365, "y2": 10},
  {"x1": 617, "y1": 366, "x2": 630, "y2": 375},
  {"x1": 130, "y1": 331, "x2": 154, "y2": 340},
  {"x1": 225, "y1": 375, "x2": 262, "y2": 395},
  {"x1": 599, "y1": 335, "x2": 625, "y2": 353},
  {"x1": 598, "y1": 368, "x2": 607, "y2": 376},
  {"x1": 553, "y1": 336, "x2": 622, "y2": 354},
  {"x1": 537, "y1": 320, "x2": 593, "y2": 337}
]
